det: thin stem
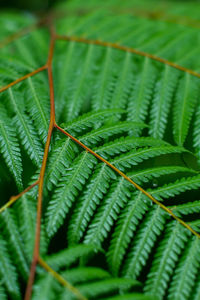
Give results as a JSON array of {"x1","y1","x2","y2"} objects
[
  {"x1": 0, "y1": 23, "x2": 37, "y2": 49},
  {"x1": 0, "y1": 65, "x2": 47, "y2": 93},
  {"x1": 24, "y1": 36, "x2": 56, "y2": 300},
  {"x1": 55, "y1": 34, "x2": 200, "y2": 79},
  {"x1": 0, "y1": 180, "x2": 39, "y2": 214},
  {"x1": 38, "y1": 256, "x2": 87, "y2": 300},
  {"x1": 1, "y1": 16, "x2": 199, "y2": 300},
  {"x1": 55, "y1": 124, "x2": 200, "y2": 239},
  {"x1": 0, "y1": 16, "x2": 53, "y2": 49}
]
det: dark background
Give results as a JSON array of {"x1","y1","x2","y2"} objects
[
  {"x1": 0, "y1": 0, "x2": 198, "y2": 12},
  {"x1": 0, "y1": 0, "x2": 63, "y2": 11}
]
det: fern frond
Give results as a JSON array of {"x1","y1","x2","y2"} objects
[
  {"x1": 63, "y1": 109, "x2": 123, "y2": 135},
  {"x1": 144, "y1": 222, "x2": 189, "y2": 298},
  {"x1": 95, "y1": 136, "x2": 168, "y2": 158},
  {"x1": 92, "y1": 47, "x2": 118, "y2": 111},
  {"x1": 0, "y1": 209, "x2": 29, "y2": 278},
  {"x1": 14, "y1": 37, "x2": 38, "y2": 69},
  {"x1": 0, "y1": 235, "x2": 20, "y2": 300},
  {"x1": 102, "y1": 293, "x2": 159, "y2": 300},
  {"x1": 7, "y1": 88, "x2": 43, "y2": 166},
  {"x1": 173, "y1": 73, "x2": 199, "y2": 146},
  {"x1": 0, "y1": 49, "x2": 33, "y2": 73},
  {"x1": 45, "y1": 244, "x2": 95, "y2": 270},
  {"x1": 0, "y1": 285, "x2": 7, "y2": 300},
  {"x1": 107, "y1": 191, "x2": 149, "y2": 276},
  {"x1": 65, "y1": 44, "x2": 97, "y2": 121},
  {"x1": 193, "y1": 102, "x2": 200, "y2": 162},
  {"x1": 193, "y1": 273, "x2": 200, "y2": 300},
  {"x1": 62, "y1": 267, "x2": 111, "y2": 284},
  {"x1": 111, "y1": 145, "x2": 185, "y2": 171},
  {"x1": 53, "y1": 42, "x2": 76, "y2": 120},
  {"x1": 16, "y1": 191, "x2": 37, "y2": 260},
  {"x1": 9, "y1": 28, "x2": 48, "y2": 70},
  {"x1": 32, "y1": 273, "x2": 56, "y2": 300},
  {"x1": 108, "y1": 52, "x2": 134, "y2": 121},
  {"x1": 122, "y1": 207, "x2": 166, "y2": 280},
  {"x1": 73, "y1": 278, "x2": 141, "y2": 299},
  {"x1": 45, "y1": 137, "x2": 77, "y2": 191},
  {"x1": 80, "y1": 121, "x2": 146, "y2": 146},
  {"x1": 0, "y1": 12, "x2": 33, "y2": 40},
  {"x1": 68, "y1": 164, "x2": 116, "y2": 245},
  {"x1": 168, "y1": 237, "x2": 200, "y2": 300},
  {"x1": 46, "y1": 152, "x2": 97, "y2": 236},
  {"x1": 0, "y1": 56, "x2": 28, "y2": 84},
  {"x1": 151, "y1": 174, "x2": 200, "y2": 199},
  {"x1": 0, "y1": 104, "x2": 23, "y2": 189},
  {"x1": 84, "y1": 178, "x2": 131, "y2": 247},
  {"x1": 16, "y1": 182, "x2": 47, "y2": 259},
  {"x1": 149, "y1": 66, "x2": 179, "y2": 139},
  {"x1": 26, "y1": 28, "x2": 49, "y2": 65},
  {"x1": 128, "y1": 166, "x2": 197, "y2": 185},
  {"x1": 1, "y1": 2, "x2": 200, "y2": 300},
  {"x1": 25, "y1": 76, "x2": 49, "y2": 144},
  {"x1": 127, "y1": 57, "x2": 156, "y2": 127},
  {"x1": 170, "y1": 200, "x2": 200, "y2": 216}
]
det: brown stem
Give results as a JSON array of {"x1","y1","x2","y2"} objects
[
  {"x1": 0, "y1": 15, "x2": 54, "y2": 49},
  {"x1": 0, "y1": 65, "x2": 47, "y2": 93},
  {"x1": 38, "y1": 256, "x2": 87, "y2": 300},
  {"x1": 24, "y1": 36, "x2": 56, "y2": 300},
  {"x1": 55, "y1": 34, "x2": 200, "y2": 79},
  {"x1": 55, "y1": 123, "x2": 200, "y2": 239},
  {"x1": 0, "y1": 23, "x2": 38, "y2": 49},
  {"x1": 0, "y1": 180, "x2": 39, "y2": 214},
  {"x1": 0, "y1": 16, "x2": 199, "y2": 300}
]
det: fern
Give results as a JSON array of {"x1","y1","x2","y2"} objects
[
  {"x1": 168, "y1": 237, "x2": 200, "y2": 300},
  {"x1": 62, "y1": 109, "x2": 123, "y2": 135},
  {"x1": 68, "y1": 164, "x2": 116, "y2": 245},
  {"x1": 149, "y1": 66, "x2": 179, "y2": 139},
  {"x1": 34, "y1": 244, "x2": 143, "y2": 300},
  {"x1": 150, "y1": 174, "x2": 200, "y2": 199},
  {"x1": 122, "y1": 207, "x2": 167, "y2": 280},
  {"x1": 0, "y1": 104, "x2": 23, "y2": 189},
  {"x1": 107, "y1": 191, "x2": 149, "y2": 276},
  {"x1": 45, "y1": 137, "x2": 77, "y2": 191},
  {"x1": 0, "y1": 235, "x2": 20, "y2": 300},
  {"x1": 24, "y1": 75, "x2": 50, "y2": 144},
  {"x1": 1, "y1": 1, "x2": 200, "y2": 299},
  {"x1": 193, "y1": 102, "x2": 200, "y2": 161},
  {"x1": 79, "y1": 121, "x2": 146, "y2": 146},
  {"x1": 173, "y1": 73, "x2": 199, "y2": 146},
  {"x1": 0, "y1": 209, "x2": 29, "y2": 278},
  {"x1": 46, "y1": 152, "x2": 97, "y2": 236},
  {"x1": 127, "y1": 57, "x2": 156, "y2": 127},
  {"x1": 6, "y1": 88, "x2": 43, "y2": 166},
  {"x1": 111, "y1": 145, "x2": 186, "y2": 171},
  {"x1": 84, "y1": 177, "x2": 131, "y2": 247},
  {"x1": 144, "y1": 222, "x2": 190, "y2": 298},
  {"x1": 95, "y1": 136, "x2": 169, "y2": 158}
]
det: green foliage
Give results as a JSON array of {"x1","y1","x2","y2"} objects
[
  {"x1": 1, "y1": 0, "x2": 200, "y2": 299},
  {"x1": 0, "y1": 104, "x2": 23, "y2": 189}
]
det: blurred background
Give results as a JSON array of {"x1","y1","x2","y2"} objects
[
  {"x1": 0, "y1": 0, "x2": 63, "y2": 11},
  {"x1": 0, "y1": 0, "x2": 199, "y2": 12}
]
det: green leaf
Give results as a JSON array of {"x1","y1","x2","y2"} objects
[
  {"x1": 7, "y1": 88, "x2": 43, "y2": 166},
  {"x1": 0, "y1": 104, "x2": 23, "y2": 189},
  {"x1": 0, "y1": 236, "x2": 20, "y2": 300},
  {"x1": 173, "y1": 73, "x2": 199, "y2": 146},
  {"x1": 1, "y1": 2, "x2": 200, "y2": 300},
  {"x1": 46, "y1": 152, "x2": 97, "y2": 236}
]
